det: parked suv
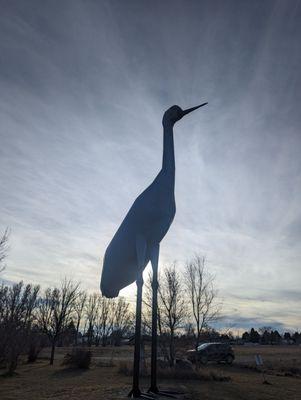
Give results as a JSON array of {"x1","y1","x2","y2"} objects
[{"x1": 187, "y1": 342, "x2": 235, "y2": 365}]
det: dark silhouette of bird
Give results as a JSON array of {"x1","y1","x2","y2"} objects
[
  {"x1": 101, "y1": 104, "x2": 207, "y2": 297},
  {"x1": 100, "y1": 102, "x2": 207, "y2": 398}
]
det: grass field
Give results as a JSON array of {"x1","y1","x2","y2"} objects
[{"x1": 0, "y1": 345, "x2": 300, "y2": 399}]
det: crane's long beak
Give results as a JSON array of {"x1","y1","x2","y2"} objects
[{"x1": 182, "y1": 102, "x2": 208, "y2": 116}]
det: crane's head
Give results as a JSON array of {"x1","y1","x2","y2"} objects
[{"x1": 162, "y1": 103, "x2": 208, "y2": 127}]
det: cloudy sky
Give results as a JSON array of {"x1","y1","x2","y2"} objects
[{"x1": 1, "y1": 0, "x2": 300, "y2": 332}]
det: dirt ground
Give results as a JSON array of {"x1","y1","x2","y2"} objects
[{"x1": 0, "y1": 345, "x2": 301, "y2": 400}]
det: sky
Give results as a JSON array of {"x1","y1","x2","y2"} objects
[{"x1": 0, "y1": 0, "x2": 301, "y2": 333}]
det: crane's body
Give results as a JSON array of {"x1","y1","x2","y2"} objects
[
  {"x1": 100, "y1": 103, "x2": 207, "y2": 398},
  {"x1": 101, "y1": 169, "x2": 175, "y2": 298}
]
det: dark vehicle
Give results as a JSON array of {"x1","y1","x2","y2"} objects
[{"x1": 187, "y1": 342, "x2": 235, "y2": 365}]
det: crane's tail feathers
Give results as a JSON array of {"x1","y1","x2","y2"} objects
[{"x1": 100, "y1": 283, "x2": 119, "y2": 298}]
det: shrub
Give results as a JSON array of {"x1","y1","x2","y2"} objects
[
  {"x1": 62, "y1": 349, "x2": 91, "y2": 369},
  {"x1": 27, "y1": 342, "x2": 40, "y2": 363},
  {"x1": 27, "y1": 333, "x2": 45, "y2": 363}
]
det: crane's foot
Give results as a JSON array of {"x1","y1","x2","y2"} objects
[{"x1": 128, "y1": 388, "x2": 155, "y2": 399}]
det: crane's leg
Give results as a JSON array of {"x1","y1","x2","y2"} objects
[
  {"x1": 148, "y1": 244, "x2": 177, "y2": 398},
  {"x1": 128, "y1": 236, "x2": 154, "y2": 400},
  {"x1": 149, "y1": 243, "x2": 159, "y2": 394}
]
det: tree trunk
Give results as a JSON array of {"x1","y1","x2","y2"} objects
[
  {"x1": 196, "y1": 321, "x2": 200, "y2": 349},
  {"x1": 75, "y1": 320, "x2": 80, "y2": 346},
  {"x1": 50, "y1": 342, "x2": 56, "y2": 365},
  {"x1": 169, "y1": 329, "x2": 175, "y2": 366}
]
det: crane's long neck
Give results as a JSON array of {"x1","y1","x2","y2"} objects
[{"x1": 162, "y1": 123, "x2": 175, "y2": 185}]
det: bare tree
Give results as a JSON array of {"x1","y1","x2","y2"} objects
[
  {"x1": 0, "y1": 228, "x2": 10, "y2": 274},
  {"x1": 0, "y1": 281, "x2": 39, "y2": 374},
  {"x1": 37, "y1": 279, "x2": 79, "y2": 364},
  {"x1": 184, "y1": 255, "x2": 221, "y2": 348},
  {"x1": 112, "y1": 297, "x2": 132, "y2": 346},
  {"x1": 74, "y1": 290, "x2": 87, "y2": 345},
  {"x1": 95, "y1": 296, "x2": 114, "y2": 346},
  {"x1": 158, "y1": 264, "x2": 186, "y2": 366},
  {"x1": 85, "y1": 293, "x2": 99, "y2": 347}
]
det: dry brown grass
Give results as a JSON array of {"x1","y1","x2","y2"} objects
[
  {"x1": 0, "y1": 345, "x2": 300, "y2": 400},
  {"x1": 118, "y1": 360, "x2": 231, "y2": 382}
]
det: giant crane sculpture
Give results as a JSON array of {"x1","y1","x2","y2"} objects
[{"x1": 101, "y1": 103, "x2": 207, "y2": 398}]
